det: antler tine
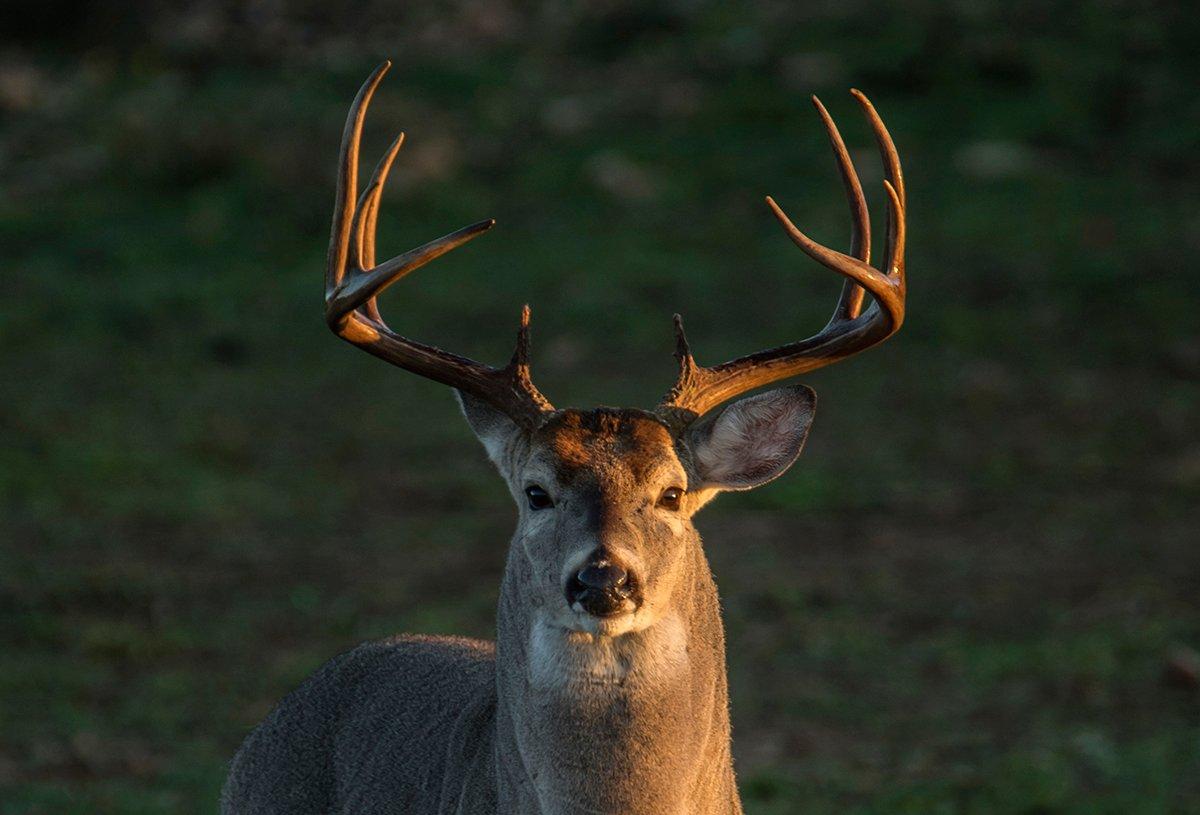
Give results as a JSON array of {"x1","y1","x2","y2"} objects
[
  {"x1": 326, "y1": 61, "x2": 387, "y2": 295},
  {"x1": 811, "y1": 95, "x2": 871, "y2": 321},
  {"x1": 657, "y1": 91, "x2": 906, "y2": 433},
  {"x1": 325, "y1": 62, "x2": 554, "y2": 427},
  {"x1": 853, "y1": 89, "x2": 905, "y2": 209},
  {"x1": 350, "y1": 131, "x2": 403, "y2": 322},
  {"x1": 852, "y1": 88, "x2": 906, "y2": 282}
]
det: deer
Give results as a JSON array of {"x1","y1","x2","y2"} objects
[{"x1": 221, "y1": 60, "x2": 906, "y2": 815}]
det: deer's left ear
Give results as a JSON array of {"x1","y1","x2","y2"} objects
[{"x1": 685, "y1": 384, "x2": 816, "y2": 491}]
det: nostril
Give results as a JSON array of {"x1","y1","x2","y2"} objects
[
  {"x1": 576, "y1": 562, "x2": 627, "y2": 591},
  {"x1": 566, "y1": 559, "x2": 639, "y2": 617}
]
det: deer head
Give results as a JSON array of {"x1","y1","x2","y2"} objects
[{"x1": 325, "y1": 61, "x2": 905, "y2": 642}]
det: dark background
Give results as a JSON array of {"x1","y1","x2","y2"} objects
[{"x1": 2, "y1": 2, "x2": 1198, "y2": 812}]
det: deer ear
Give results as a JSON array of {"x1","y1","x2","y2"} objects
[
  {"x1": 685, "y1": 384, "x2": 816, "y2": 491},
  {"x1": 456, "y1": 390, "x2": 526, "y2": 471}
]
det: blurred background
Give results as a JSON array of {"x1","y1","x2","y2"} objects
[{"x1": 2, "y1": 1, "x2": 1198, "y2": 812}]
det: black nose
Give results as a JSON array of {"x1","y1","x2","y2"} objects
[
  {"x1": 566, "y1": 559, "x2": 636, "y2": 617},
  {"x1": 577, "y1": 562, "x2": 627, "y2": 592}
]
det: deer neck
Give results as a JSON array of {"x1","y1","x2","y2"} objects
[{"x1": 492, "y1": 536, "x2": 741, "y2": 815}]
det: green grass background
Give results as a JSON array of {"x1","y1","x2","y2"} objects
[{"x1": 2, "y1": 2, "x2": 1198, "y2": 812}]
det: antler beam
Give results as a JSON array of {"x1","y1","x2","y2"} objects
[
  {"x1": 657, "y1": 90, "x2": 906, "y2": 431},
  {"x1": 325, "y1": 62, "x2": 553, "y2": 428}
]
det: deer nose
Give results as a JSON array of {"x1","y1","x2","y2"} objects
[
  {"x1": 577, "y1": 562, "x2": 627, "y2": 592},
  {"x1": 566, "y1": 558, "x2": 637, "y2": 617}
]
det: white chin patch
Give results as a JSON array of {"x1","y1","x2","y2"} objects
[{"x1": 528, "y1": 614, "x2": 689, "y2": 691}]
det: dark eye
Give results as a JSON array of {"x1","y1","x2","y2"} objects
[
  {"x1": 525, "y1": 485, "x2": 554, "y2": 511},
  {"x1": 657, "y1": 487, "x2": 684, "y2": 511}
]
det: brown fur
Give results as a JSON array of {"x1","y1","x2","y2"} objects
[
  {"x1": 223, "y1": 387, "x2": 816, "y2": 815},
  {"x1": 540, "y1": 408, "x2": 676, "y2": 485}
]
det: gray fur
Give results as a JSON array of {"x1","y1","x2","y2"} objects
[{"x1": 223, "y1": 386, "x2": 816, "y2": 814}]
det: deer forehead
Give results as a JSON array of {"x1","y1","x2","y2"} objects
[{"x1": 529, "y1": 408, "x2": 684, "y2": 490}]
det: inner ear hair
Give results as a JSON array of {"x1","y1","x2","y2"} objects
[{"x1": 686, "y1": 384, "x2": 816, "y2": 492}]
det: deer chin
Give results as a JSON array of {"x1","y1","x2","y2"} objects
[
  {"x1": 536, "y1": 598, "x2": 654, "y2": 641},
  {"x1": 529, "y1": 613, "x2": 689, "y2": 691}
]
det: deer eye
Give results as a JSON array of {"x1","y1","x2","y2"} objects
[
  {"x1": 657, "y1": 487, "x2": 684, "y2": 511},
  {"x1": 525, "y1": 485, "x2": 554, "y2": 511}
]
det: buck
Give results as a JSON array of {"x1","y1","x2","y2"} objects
[{"x1": 222, "y1": 61, "x2": 906, "y2": 815}]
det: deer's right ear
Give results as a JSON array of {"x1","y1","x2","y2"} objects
[
  {"x1": 684, "y1": 384, "x2": 816, "y2": 491},
  {"x1": 456, "y1": 391, "x2": 527, "y2": 471}
]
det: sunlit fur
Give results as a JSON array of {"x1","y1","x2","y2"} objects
[{"x1": 222, "y1": 387, "x2": 815, "y2": 815}]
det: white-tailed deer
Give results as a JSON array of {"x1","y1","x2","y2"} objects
[{"x1": 222, "y1": 60, "x2": 906, "y2": 815}]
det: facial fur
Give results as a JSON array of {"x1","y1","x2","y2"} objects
[
  {"x1": 458, "y1": 387, "x2": 815, "y2": 646},
  {"x1": 514, "y1": 409, "x2": 698, "y2": 638}
]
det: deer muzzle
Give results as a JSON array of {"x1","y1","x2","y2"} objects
[{"x1": 566, "y1": 557, "x2": 639, "y2": 618}]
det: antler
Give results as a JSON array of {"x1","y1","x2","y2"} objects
[
  {"x1": 657, "y1": 90, "x2": 906, "y2": 432},
  {"x1": 326, "y1": 62, "x2": 553, "y2": 428}
]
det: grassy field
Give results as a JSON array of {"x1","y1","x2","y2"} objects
[{"x1": 2, "y1": 3, "x2": 1198, "y2": 812}]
